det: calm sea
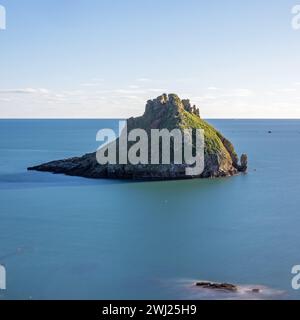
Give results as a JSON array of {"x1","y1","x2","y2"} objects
[{"x1": 0, "y1": 119, "x2": 300, "y2": 300}]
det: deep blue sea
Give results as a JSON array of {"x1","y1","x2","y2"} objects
[{"x1": 0, "y1": 119, "x2": 300, "y2": 300}]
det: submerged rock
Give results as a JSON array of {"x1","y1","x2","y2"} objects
[
  {"x1": 195, "y1": 281, "x2": 263, "y2": 296},
  {"x1": 28, "y1": 94, "x2": 248, "y2": 180},
  {"x1": 195, "y1": 281, "x2": 238, "y2": 292}
]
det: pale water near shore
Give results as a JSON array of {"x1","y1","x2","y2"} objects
[{"x1": 0, "y1": 119, "x2": 300, "y2": 300}]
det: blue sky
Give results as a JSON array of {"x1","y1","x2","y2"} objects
[{"x1": 0, "y1": 0, "x2": 300, "y2": 118}]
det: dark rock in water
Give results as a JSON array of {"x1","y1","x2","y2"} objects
[
  {"x1": 28, "y1": 94, "x2": 248, "y2": 180},
  {"x1": 238, "y1": 154, "x2": 248, "y2": 173},
  {"x1": 195, "y1": 281, "x2": 263, "y2": 295},
  {"x1": 195, "y1": 281, "x2": 238, "y2": 292}
]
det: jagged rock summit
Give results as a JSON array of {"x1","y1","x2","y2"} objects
[{"x1": 28, "y1": 94, "x2": 247, "y2": 180}]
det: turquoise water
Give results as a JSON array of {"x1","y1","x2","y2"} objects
[{"x1": 0, "y1": 119, "x2": 300, "y2": 300}]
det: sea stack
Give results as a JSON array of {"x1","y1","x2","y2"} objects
[{"x1": 28, "y1": 94, "x2": 248, "y2": 180}]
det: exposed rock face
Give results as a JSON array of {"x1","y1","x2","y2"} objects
[
  {"x1": 28, "y1": 94, "x2": 248, "y2": 180},
  {"x1": 239, "y1": 154, "x2": 248, "y2": 172}
]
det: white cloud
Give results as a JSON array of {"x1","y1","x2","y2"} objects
[
  {"x1": 119, "y1": 95, "x2": 142, "y2": 101},
  {"x1": 147, "y1": 89, "x2": 167, "y2": 93},
  {"x1": 192, "y1": 95, "x2": 217, "y2": 102},
  {"x1": 113, "y1": 89, "x2": 147, "y2": 94},
  {"x1": 81, "y1": 82, "x2": 103, "y2": 87},
  {"x1": 80, "y1": 78, "x2": 104, "y2": 87},
  {"x1": 222, "y1": 88, "x2": 254, "y2": 98},
  {"x1": 279, "y1": 88, "x2": 297, "y2": 93},
  {"x1": 0, "y1": 88, "x2": 50, "y2": 94},
  {"x1": 207, "y1": 86, "x2": 218, "y2": 90},
  {"x1": 1, "y1": 84, "x2": 300, "y2": 119},
  {"x1": 265, "y1": 91, "x2": 276, "y2": 96}
]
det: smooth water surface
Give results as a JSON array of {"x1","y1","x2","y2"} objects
[{"x1": 0, "y1": 119, "x2": 300, "y2": 300}]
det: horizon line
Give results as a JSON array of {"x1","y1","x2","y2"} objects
[{"x1": 1, "y1": 118, "x2": 300, "y2": 121}]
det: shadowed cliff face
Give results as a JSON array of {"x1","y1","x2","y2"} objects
[{"x1": 28, "y1": 94, "x2": 247, "y2": 180}]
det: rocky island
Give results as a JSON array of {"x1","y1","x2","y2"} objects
[{"x1": 28, "y1": 94, "x2": 247, "y2": 180}]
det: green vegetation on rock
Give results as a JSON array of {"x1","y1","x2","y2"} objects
[{"x1": 28, "y1": 93, "x2": 247, "y2": 180}]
